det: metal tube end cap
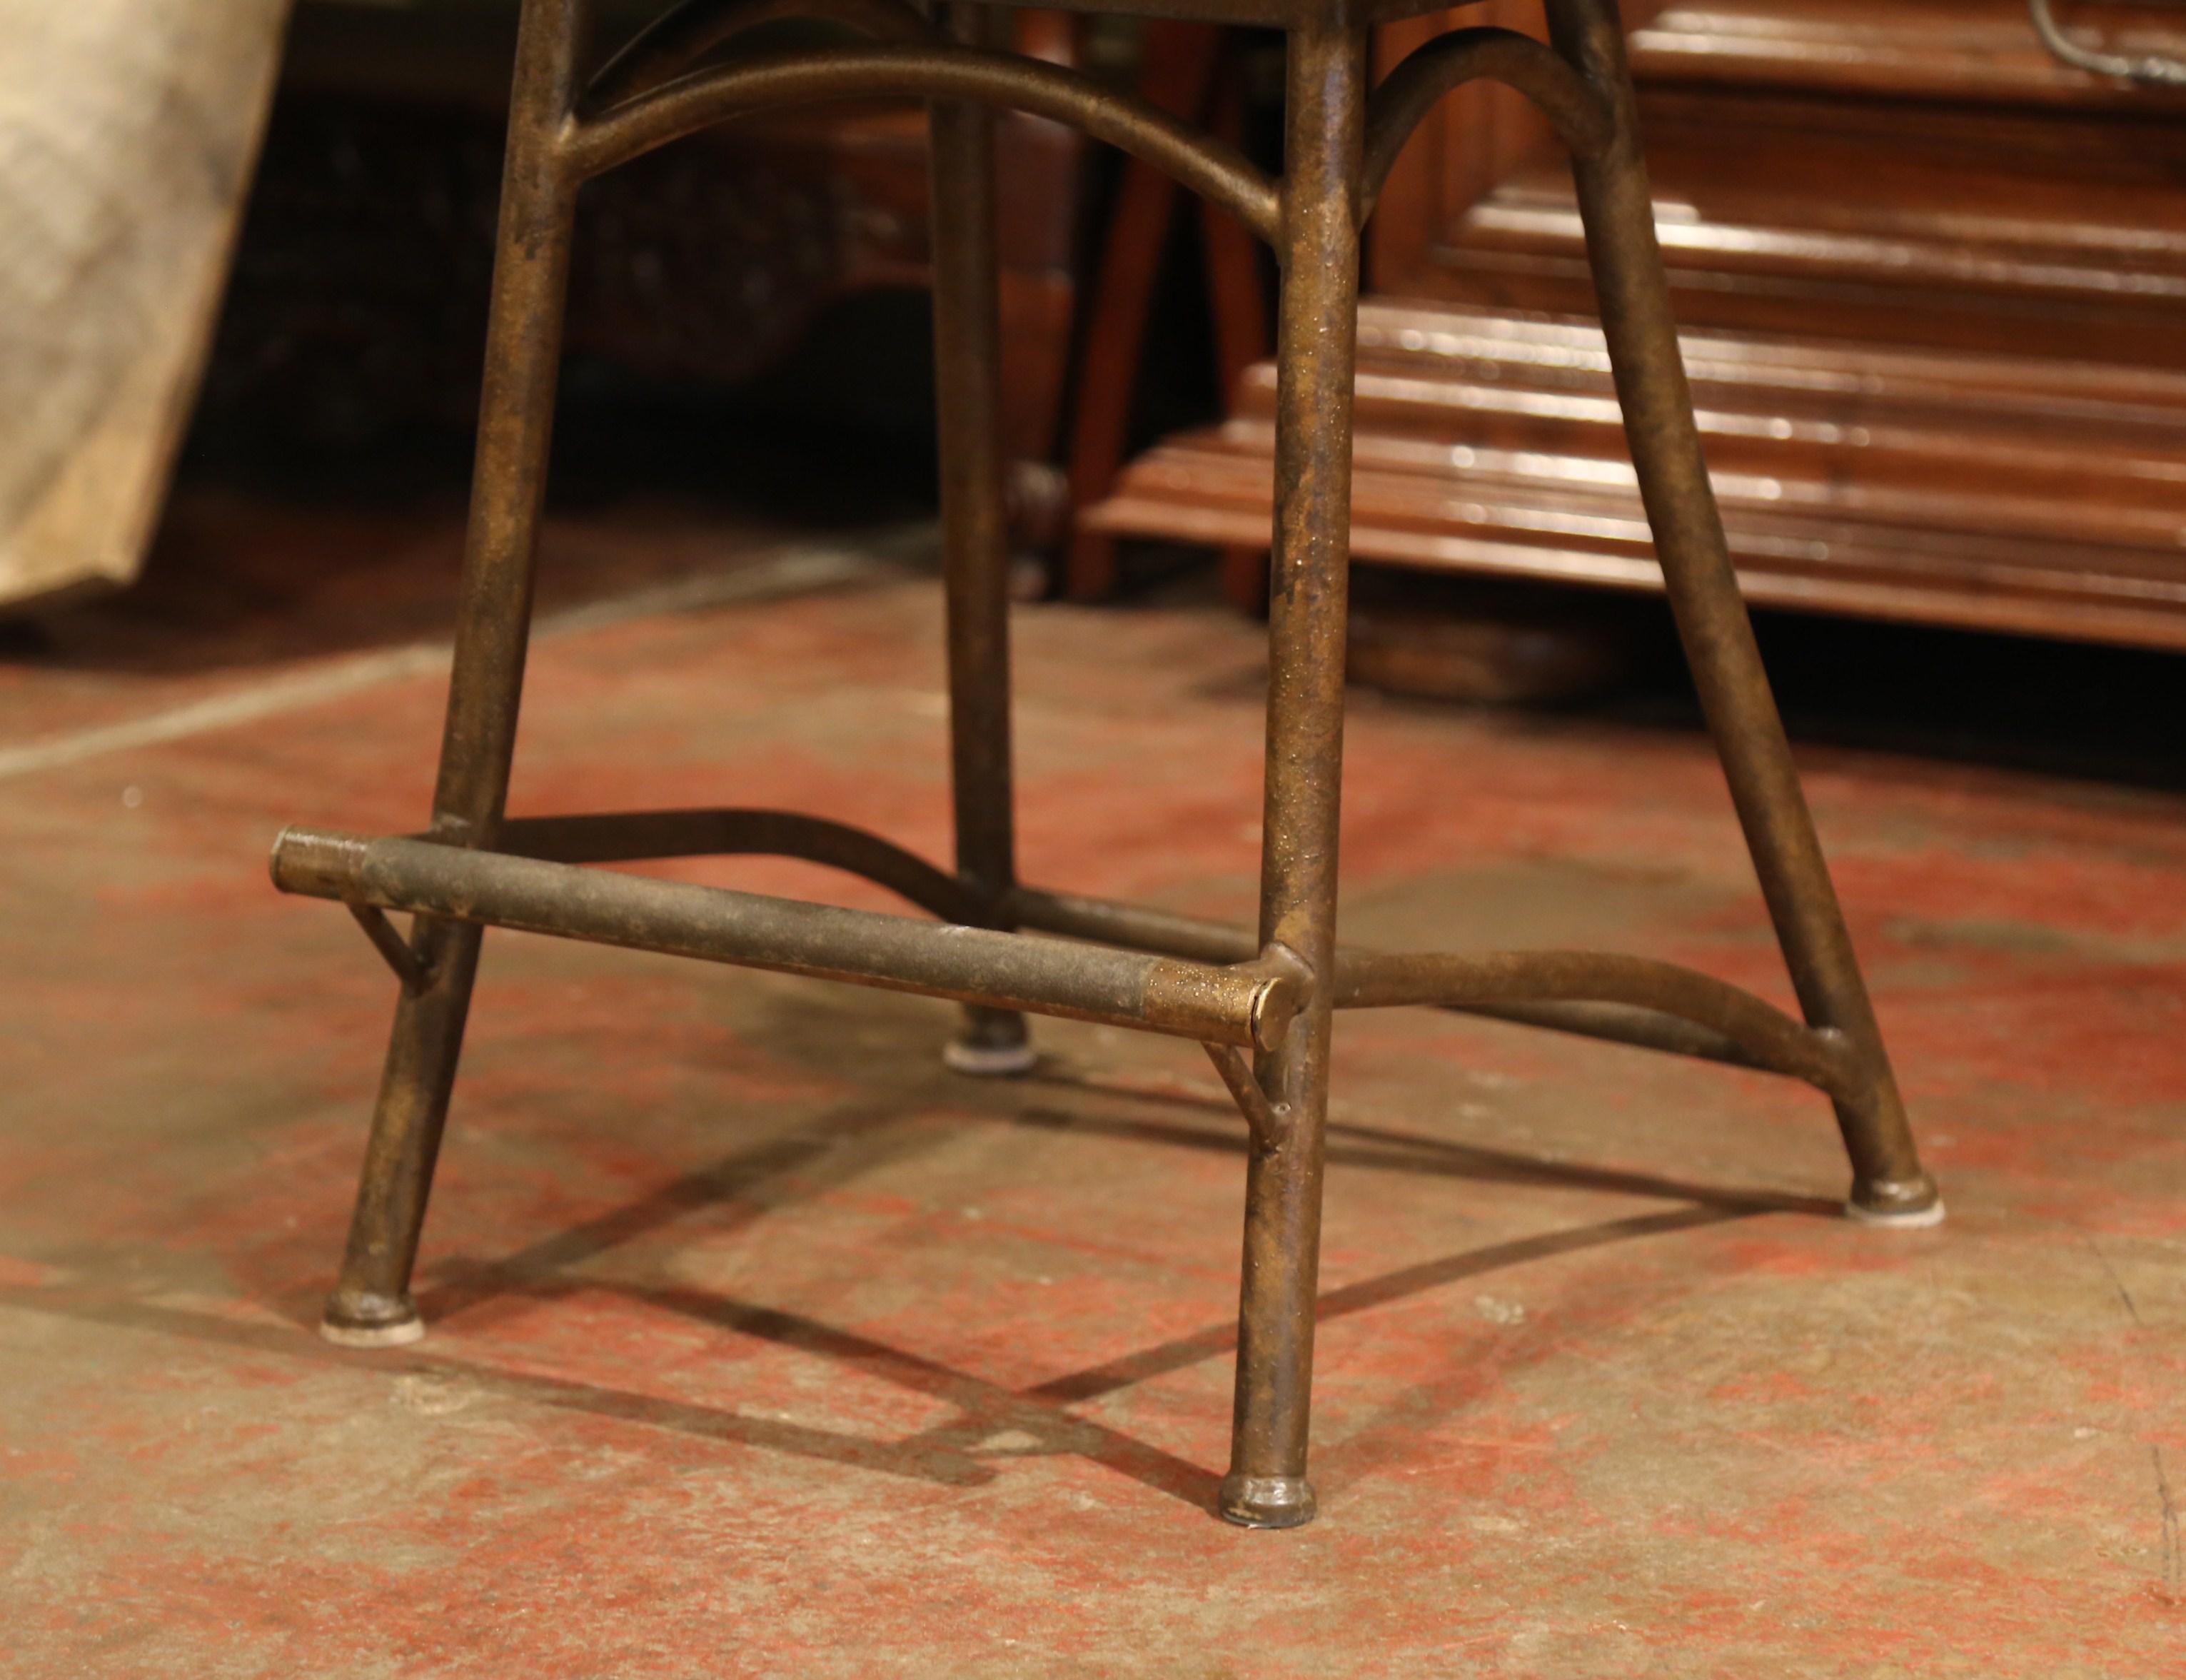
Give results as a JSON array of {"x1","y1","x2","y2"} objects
[
  {"x1": 266, "y1": 825, "x2": 299, "y2": 888},
  {"x1": 1218, "y1": 1473, "x2": 1317, "y2": 1529},
  {"x1": 943, "y1": 1038, "x2": 1040, "y2": 1077},
  {"x1": 1846, "y1": 1173, "x2": 1945, "y2": 1230},
  {"x1": 320, "y1": 1291, "x2": 425, "y2": 1349},
  {"x1": 269, "y1": 825, "x2": 372, "y2": 900}
]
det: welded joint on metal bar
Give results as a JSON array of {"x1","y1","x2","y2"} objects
[
  {"x1": 1331, "y1": 946, "x2": 1868, "y2": 1101},
  {"x1": 348, "y1": 904, "x2": 432, "y2": 995},
  {"x1": 272, "y1": 827, "x2": 1284, "y2": 1049},
  {"x1": 1203, "y1": 1042, "x2": 1289, "y2": 1153},
  {"x1": 1808, "y1": 1025, "x2": 1872, "y2": 1095}
]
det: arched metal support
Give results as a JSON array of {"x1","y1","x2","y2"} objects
[
  {"x1": 565, "y1": 45, "x2": 1284, "y2": 245},
  {"x1": 490, "y1": 808, "x2": 985, "y2": 925},
  {"x1": 1333, "y1": 949, "x2": 1863, "y2": 1104},
  {"x1": 583, "y1": 0, "x2": 932, "y2": 113},
  {"x1": 1004, "y1": 882, "x2": 1861, "y2": 1105},
  {"x1": 1361, "y1": 26, "x2": 1613, "y2": 224},
  {"x1": 1204, "y1": 1042, "x2": 1287, "y2": 1152}
]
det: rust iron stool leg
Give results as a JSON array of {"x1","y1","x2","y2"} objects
[
  {"x1": 1544, "y1": 0, "x2": 1939, "y2": 1226},
  {"x1": 318, "y1": 0, "x2": 585, "y2": 1347},
  {"x1": 1217, "y1": 16, "x2": 1369, "y2": 1531},
  {"x1": 931, "y1": 3, "x2": 1035, "y2": 1077}
]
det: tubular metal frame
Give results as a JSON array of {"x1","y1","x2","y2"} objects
[{"x1": 275, "y1": 0, "x2": 1943, "y2": 1531}]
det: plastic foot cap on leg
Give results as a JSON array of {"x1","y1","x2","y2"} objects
[
  {"x1": 320, "y1": 1291, "x2": 425, "y2": 1349},
  {"x1": 1845, "y1": 1174, "x2": 1945, "y2": 1230},
  {"x1": 1218, "y1": 1473, "x2": 1317, "y2": 1529},
  {"x1": 944, "y1": 1037, "x2": 1038, "y2": 1077}
]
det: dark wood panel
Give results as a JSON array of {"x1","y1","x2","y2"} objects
[
  {"x1": 1096, "y1": 299, "x2": 2186, "y2": 647},
  {"x1": 1099, "y1": 0, "x2": 2186, "y2": 650}
]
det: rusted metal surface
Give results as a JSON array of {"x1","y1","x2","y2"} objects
[
  {"x1": 347, "y1": 903, "x2": 430, "y2": 995},
  {"x1": 282, "y1": 0, "x2": 1939, "y2": 1519},
  {"x1": 1548, "y1": 0, "x2": 1938, "y2": 1226},
  {"x1": 1334, "y1": 950, "x2": 1862, "y2": 1102},
  {"x1": 1012, "y1": 884, "x2": 1869, "y2": 1094},
  {"x1": 273, "y1": 827, "x2": 1301, "y2": 1052}
]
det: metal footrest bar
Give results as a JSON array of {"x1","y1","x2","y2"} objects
[
  {"x1": 346, "y1": 904, "x2": 430, "y2": 994},
  {"x1": 1007, "y1": 883, "x2": 1859, "y2": 1101},
  {"x1": 270, "y1": 827, "x2": 1298, "y2": 1052},
  {"x1": 1202, "y1": 1043, "x2": 1288, "y2": 1152}
]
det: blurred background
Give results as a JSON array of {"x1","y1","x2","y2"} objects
[{"x1": 10, "y1": 0, "x2": 2186, "y2": 788}]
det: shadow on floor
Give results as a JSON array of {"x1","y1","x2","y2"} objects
[{"x1": 49, "y1": 1057, "x2": 1833, "y2": 1519}]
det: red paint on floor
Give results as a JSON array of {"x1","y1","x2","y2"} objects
[{"x1": 3, "y1": 497, "x2": 2185, "y2": 1674}]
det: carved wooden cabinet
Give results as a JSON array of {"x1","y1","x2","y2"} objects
[{"x1": 1092, "y1": 0, "x2": 2186, "y2": 650}]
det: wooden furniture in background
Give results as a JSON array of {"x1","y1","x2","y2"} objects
[{"x1": 1091, "y1": 0, "x2": 2186, "y2": 649}]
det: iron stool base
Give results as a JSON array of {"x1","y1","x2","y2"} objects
[{"x1": 276, "y1": 0, "x2": 1943, "y2": 1530}]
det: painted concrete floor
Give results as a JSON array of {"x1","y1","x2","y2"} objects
[{"x1": 4, "y1": 492, "x2": 2185, "y2": 1677}]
